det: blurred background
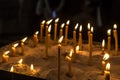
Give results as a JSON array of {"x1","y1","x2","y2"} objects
[{"x1": 0, "y1": 0, "x2": 120, "y2": 47}]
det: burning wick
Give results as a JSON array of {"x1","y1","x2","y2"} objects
[
  {"x1": 11, "y1": 43, "x2": 19, "y2": 56},
  {"x1": 18, "y1": 59, "x2": 23, "y2": 67},
  {"x1": 2, "y1": 51, "x2": 10, "y2": 63}
]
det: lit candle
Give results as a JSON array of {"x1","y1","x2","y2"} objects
[
  {"x1": 20, "y1": 37, "x2": 27, "y2": 55},
  {"x1": 102, "y1": 39, "x2": 105, "y2": 54},
  {"x1": 113, "y1": 24, "x2": 118, "y2": 56},
  {"x1": 40, "y1": 20, "x2": 45, "y2": 42},
  {"x1": 59, "y1": 23, "x2": 65, "y2": 37},
  {"x1": 18, "y1": 58, "x2": 23, "y2": 67},
  {"x1": 33, "y1": 31, "x2": 39, "y2": 47},
  {"x1": 48, "y1": 25, "x2": 51, "y2": 46},
  {"x1": 76, "y1": 45, "x2": 79, "y2": 54},
  {"x1": 65, "y1": 20, "x2": 70, "y2": 45},
  {"x1": 102, "y1": 53, "x2": 109, "y2": 74},
  {"x1": 2, "y1": 51, "x2": 10, "y2": 63},
  {"x1": 11, "y1": 43, "x2": 19, "y2": 56},
  {"x1": 10, "y1": 66, "x2": 15, "y2": 72},
  {"x1": 54, "y1": 18, "x2": 59, "y2": 42},
  {"x1": 73, "y1": 23, "x2": 78, "y2": 47},
  {"x1": 87, "y1": 23, "x2": 91, "y2": 46},
  {"x1": 58, "y1": 36, "x2": 64, "y2": 80},
  {"x1": 104, "y1": 63, "x2": 110, "y2": 80},
  {"x1": 107, "y1": 29, "x2": 111, "y2": 55},
  {"x1": 30, "y1": 64, "x2": 37, "y2": 75},
  {"x1": 78, "y1": 25, "x2": 82, "y2": 50},
  {"x1": 88, "y1": 27, "x2": 93, "y2": 66},
  {"x1": 66, "y1": 49, "x2": 73, "y2": 77}
]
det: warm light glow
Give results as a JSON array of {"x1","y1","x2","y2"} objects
[
  {"x1": 18, "y1": 59, "x2": 23, "y2": 64},
  {"x1": 106, "y1": 63, "x2": 110, "y2": 71},
  {"x1": 107, "y1": 29, "x2": 111, "y2": 35},
  {"x1": 102, "y1": 39, "x2": 105, "y2": 47},
  {"x1": 103, "y1": 53, "x2": 109, "y2": 60},
  {"x1": 4, "y1": 51, "x2": 10, "y2": 55},
  {"x1": 21, "y1": 37, "x2": 27, "y2": 42},
  {"x1": 48, "y1": 25, "x2": 51, "y2": 33},
  {"x1": 13, "y1": 43, "x2": 19, "y2": 47},
  {"x1": 46, "y1": 19, "x2": 53, "y2": 25},
  {"x1": 35, "y1": 31, "x2": 39, "y2": 35},
  {"x1": 91, "y1": 26, "x2": 93, "y2": 33},
  {"x1": 76, "y1": 45, "x2": 79, "y2": 53},
  {"x1": 66, "y1": 20, "x2": 70, "y2": 25},
  {"x1": 41, "y1": 20, "x2": 45, "y2": 24},
  {"x1": 58, "y1": 36, "x2": 64, "y2": 43},
  {"x1": 113, "y1": 24, "x2": 117, "y2": 29},
  {"x1": 79, "y1": 25, "x2": 82, "y2": 32},
  {"x1": 30, "y1": 64, "x2": 34, "y2": 71},
  {"x1": 69, "y1": 49, "x2": 73, "y2": 57},
  {"x1": 61, "y1": 23, "x2": 65, "y2": 28},
  {"x1": 55, "y1": 18, "x2": 59, "y2": 23},
  {"x1": 87, "y1": 23, "x2": 90, "y2": 30},
  {"x1": 10, "y1": 66, "x2": 14, "y2": 72},
  {"x1": 74, "y1": 23, "x2": 78, "y2": 30}
]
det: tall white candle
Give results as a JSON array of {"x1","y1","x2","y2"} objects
[
  {"x1": 54, "y1": 18, "x2": 59, "y2": 42},
  {"x1": 107, "y1": 29, "x2": 111, "y2": 55}
]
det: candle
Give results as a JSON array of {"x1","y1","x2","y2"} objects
[
  {"x1": 102, "y1": 39, "x2": 105, "y2": 54},
  {"x1": 18, "y1": 58, "x2": 23, "y2": 67},
  {"x1": 54, "y1": 18, "x2": 59, "y2": 42},
  {"x1": 113, "y1": 24, "x2": 118, "y2": 56},
  {"x1": 30, "y1": 64, "x2": 37, "y2": 75},
  {"x1": 87, "y1": 23, "x2": 91, "y2": 45},
  {"x1": 78, "y1": 25, "x2": 82, "y2": 50},
  {"x1": 33, "y1": 31, "x2": 39, "y2": 47},
  {"x1": 20, "y1": 37, "x2": 27, "y2": 55},
  {"x1": 76, "y1": 45, "x2": 79, "y2": 54},
  {"x1": 88, "y1": 27, "x2": 93, "y2": 66},
  {"x1": 102, "y1": 53, "x2": 110, "y2": 74},
  {"x1": 10, "y1": 66, "x2": 15, "y2": 72},
  {"x1": 59, "y1": 23, "x2": 65, "y2": 37},
  {"x1": 11, "y1": 43, "x2": 19, "y2": 56},
  {"x1": 58, "y1": 36, "x2": 64, "y2": 80},
  {"x1": 65, "y1": 20, "x2": 70, "y2": 45},
  {"x1": 2, "y1": 51, "x2": 10, "y2": 63},
  {"x1": 40, "y1": 20, "x2": 45, "y2": 42},
  {"x1": 66, "y1": 49, "x2": 73, "y2": 77},
  {"x1": 73, "y1": 23, "x2": 78, "y2": 47},
  {"x1": 48, "y1": 25, "x2": 51, "y2": 46},
  {"x1": 104, "y1": 63, "x2": 110, "y2": 80},
  {"x1": 107, "y1": 29, "x2": 111, "y2": 55}
]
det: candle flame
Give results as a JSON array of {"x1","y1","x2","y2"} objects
[
  {"x1": 30, "y1": 64, "x2": 34, "y2": 71},
  {"x1": 46, "y1": 19, "x2": 53, "y2": 25},
  {"x1": 10, "y1": 66, "x2": 14, "y2": 72},
  {"x1": 74, "y1": 23, "x2": 79, "y2": 30},
  {"x1": 91, "y1": 27, "x2": 94, "y2": 33},
  {"x1": 106, "y1": 63, "x2": 110, "y2": 71},
  {"x1": 18, "y1": 59, "x2": 23, "y2": 64},
  {"x1": 13, "y1": 43, "x2": 19, "y2": 47},
  {"x1": 79, "y1": 25, "x2": 82, "y2": 32},
  {"x1": 55, "y1": 18, "x2": 59, "y2": 23},
  {"x1": 4, "y1": 51, "x2": 10, "y2": 55},
  {"x1": 87, "y1": 23, "x2": 90, "y2": 30},
  {"x1": 103, "y1": 53, "x2": 109, "y2": 60},
  {"x1": 102, "y1": 39, "x2": 105, "y2": 47},
  {"x1": 35, "y1": 31, "x2": 39, "y2": 35},
  {"x1": 113, "y1": 24, "x2": 117, "y2": 29},
  {"x1": 58, "y1": 36, "x2": 64, "y2": 43},
  {"x1": 21, "y1": 37, "x2": 27, "y2": 42},
  {"x1": 48, "y1": 25, "x2": 51, "y2": 33},
  {"x1": 76, "y1": 45, "x2": 79, "y2": 52},
  {"x1": 41, "y1": 20, "x2": 45, "y2": 24},
  {"x1": 66, "y1": 20, "x2": 70, "y2": 25},
  {"x1": 69, "y1": 49, "x2": 73, "y2": 57},
  {"x1": 61, "y1": 23, "x2": 65, "y2": 28},
  {"x1": 107, "y1": 29, "x2": 111, "y2": 35}
]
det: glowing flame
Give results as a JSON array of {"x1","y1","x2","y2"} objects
[
  {"x1": 35, "y1": 31, "x2": 39, "y2": 35},
  {"x1": 66, "y1": 20, "x2": 70, "y2": 25},
  {"x1": 61, "y1": 23, "x2": 65, "y2": 28},
  {"x1": 46, "y1": 19, "x2": 53, "y2": 25},
  {"x1": 91, "y1": 27, "x2": 93, "y2": 33},
  {"x1": 87, "y1": 23, "x2": 90, "y2": 30},
  {"x1": 55, "y1": 18, "x2": 59, "y2": 23},
  {"x1": 106, "y1": 63, "x2": 110, "y2": 71},
  {"x1": 58, "y1": 36, "x2": 64, "y2": 43},
  {"x1": 30, "y1": 64, "x2": 34, "y2": 71},
  {"x1": 41, "y1": 20, "x2": 45, "y2": 24},
  {"x1": 18, "y1": 59, "x2": 23, "y2": 64},
  {"x1": 103, "y1": 53, "x2": 109, "y2": 60},
  {"x1": 107, "y1": 29, "x2": 111, "y2": 35},
  {"x1": 76, "y1": 45, "x2": 79, "y2": 53},
  {"x1": 21, "y1": 37, "x2": 27, "y2": 42},
  {"x1": 74, "y1": 23, "x2": 78, "y2": 30},
  {"x1": 48, "y1": 25, "x2": 51, "y2": 33},
  {"x1": 69, "y1": 49, "x2": 73, "y2": 57},
  {"x1": 10, "y1": 66, "x2": 14, "y2": 72},
  {"x1": 102, "y1": 39, "x2": 105, "y2": 47},
  {"x1": 4, "y1": 51, "x2": 10, "y2": 55},
  {"x1": 79, "y1": 25, "x2": 82, "y2": 32},
  {"x1": 13, "y1": 43, "x2": 19, "y2": 47},
  {"x1": 113, "y1": 24, "x2": 117, "y2": 29}
]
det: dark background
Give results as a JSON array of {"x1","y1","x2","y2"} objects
[{"x1": 0, "y1": 0, "x2": 120, "y2": 47}]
